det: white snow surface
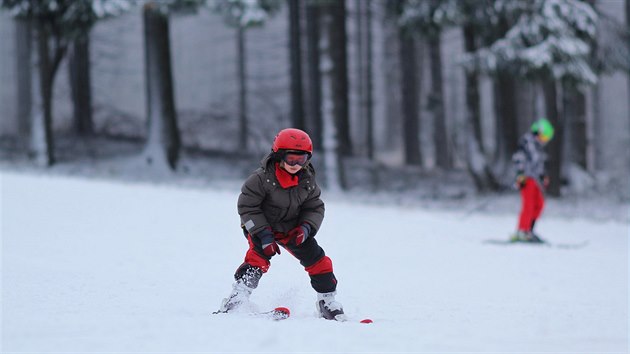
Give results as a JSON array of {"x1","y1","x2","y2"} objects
[{"x1": 1, "y1": 171, "x2": 628, "y2": 353}]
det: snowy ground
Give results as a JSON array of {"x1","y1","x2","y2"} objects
[{"x1": 1, "y1": 171, "x2": 628, "y2": 353}]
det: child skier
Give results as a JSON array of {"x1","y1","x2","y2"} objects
[
  {"x1": 216, "y1": 128, "x2": 345, "y2": 321},
  {"x1": 511, "y1": 118, "x2": 554, "y2": 243}
]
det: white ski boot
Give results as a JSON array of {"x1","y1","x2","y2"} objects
[
  {"x1": 316, "y1": 291, "x2": 347, "y2": 321},
  {"x1": 217, "y1": 281, "x2": 254, "y2": 313}
]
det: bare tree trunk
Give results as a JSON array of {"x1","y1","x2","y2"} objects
[
  {"x1": 142, "y1": 2, "x2": 180, "y2": 170},
  {"x1": 364, "y1": 0, "x2": 374, "y2": 160},
  {"x1": 399, "y1": 28, "x2": 421, "y2": 166},
  {"x1": 394, "y1": 0, "x2": 422, "y2": 166},
  {"x1": 382, "y1": 1, "x2": 403, "y2": 150},
  {"x1": 584, "y1": 0, "x2": 599, "y2": 174},
  {"x1": 515, "y1": 81, "x2": 536, "y2": 137},
  {"x1": 320, "y1": 0, "x2": 347, "y2": 190},
  {"x1": 288, "y1": 0, "x2": 305, "y2": 130},
  {"x1": 428, "y1": 34, "x2": 449, "y2": 169},
  {"x1": 354, "y1": 0, "x2": 375, "y2": 160},
  {"x1": 543, "y1": 79, "x2": 563, "y2": 197},
  {"x1": 355, "y1": 0, "x2": 365, "y2": 155},
  {"x1": 68, "y1": 35, "x2": 93, "y2": 135},
  {"x1": 585, "y1": 86, "x2": 597, "y2": 173},
  {"x1": 236, "y1": 24, "x2": 248, "y2": 150},
  {"x1": 30, "y1": 21, "x2": 55, "y2": 166},
  {"x1": 464, "y1": 23, "x2": 485, "y2": 157},
  {"x1": 305, "y1": 1, "x2": 323, "y2": 151},
  {"x1": 325, "y1": 0, "x2": 352, "y2": 156},
  {"x1": 463, "y1": 24, "x2": 500, "y2": 192},
  {"x1": 563, "y1": 85, "x2": 587, "y2": 169},
  {"x1": 15, "y1": 18, "x2": 32, "y2": 140},
  {"x1": 493, "y1": 71, "x2": 518, "y2": 172}
]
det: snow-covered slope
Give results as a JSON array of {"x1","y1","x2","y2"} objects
[{"x1": 1, "y1": 172, "x2": 627, "y2": 353}]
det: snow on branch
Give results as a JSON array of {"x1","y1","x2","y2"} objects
[
  {"x1": 210, "y1": 0, "x2": 281, "y2": 28},
  {"x1": 462, "y1": 0, "x2": 599, "y2": 85}
]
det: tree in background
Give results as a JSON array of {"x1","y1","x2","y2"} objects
[
  {"x1": 354, "y1": 0, "x2": 374, "y2": 160},
  {"x1": 457, "y1": 0, "x2": 505, "y2": 192},
  {"x1": 141, "y1": 0, "x2": 212, "y2": 171},
  {"x1": 465, "y1": 0, "x2": 598, "y2": 196},
  {"x1": 211, "y1": 0, "x2": 282, "y2": 151},
  {"x1": 320, "y1": 0, "x2": 351, "y2": 158},
  {"x1": 14, "y1": 18, "x2": 31, "y2": 141},
  {"x1": 304, "y1": 0, "x2": 323, "y2": 152},
  {"x1": 402, "y1": 0, "x2": 529, "y2": 188},
  {"x1": 318, "y1": 0, "x2": 350, "y2": 190},
  {"x1": 142, "y1": 1, "x2": 178, "y2": 170},
  {"x1": 68, "y1": 29, "x2": 92, "y2": 135},
  {"x1": 363, "y1": 0, "x2": 374, "y2": 161},
  {"x1": 591, "y1": 0, "x2": 630, "y2": 164},
  {"x1": 401, "y1": 0, "x2": 457, "y2": 169},
  {"x1": 0, "y1": 0, "x2": 128, "y2": 166},
  {"x1": 287, "y1": 0, "x2": 305, "y2": 130},
  {"x1": 485, "y1": 2, "x2": 526, "y2": 175},
  {"x1": 385, "y1": 0, "x2": 423, "y2": 167},
  {"x1": 396, "y1": 0, "x2": 422, "y2": 167}
]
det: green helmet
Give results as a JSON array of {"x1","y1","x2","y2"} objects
[{"x1": 531, "y1": 118, "x2": 554, "y2": 142}]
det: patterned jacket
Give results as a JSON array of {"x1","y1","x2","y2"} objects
[
  {"x1": 512, "y1": 132, "x2": 547, "y2": 185},
  {"x1": 237, "y1": 153, "x2": 325, "y2": 237}
]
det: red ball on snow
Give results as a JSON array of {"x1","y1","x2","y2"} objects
[{"x1": 360, "y1": 319, "x2": 373, "y2": 324}]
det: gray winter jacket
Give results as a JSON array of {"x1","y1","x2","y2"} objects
[
  {"x1": 237, "y1": 153, "x2": 325, "y2": 237},
  {"x1": 512, "y1": 132, "x2": 547, "y2": 185}
]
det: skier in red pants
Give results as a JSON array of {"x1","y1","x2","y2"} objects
[
  {"x1": 511, "y1": 118, "x2": 554, "y2": 243},
  {"x1": 216, "y1": 128, "x2": 346, "y2": 321}
]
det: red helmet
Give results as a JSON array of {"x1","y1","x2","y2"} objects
[{"x1": 272, "y1": 128, "x2": 313, "y2": 154}]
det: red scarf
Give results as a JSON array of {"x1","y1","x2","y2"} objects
[{"x1": 275, "y1": 163, "x2": 299, "y2": 188}]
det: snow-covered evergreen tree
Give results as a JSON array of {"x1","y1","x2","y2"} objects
[
  {"x1": 1, "y1": 0, "x2": 128, "y2": 35},
  {"x1": 464, "y1": 0, "x2": 598, "y2": 85},
  {"x1": 0, "y1": 0, "x2": 128, "y2": 166}
]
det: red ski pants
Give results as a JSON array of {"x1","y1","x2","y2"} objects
[
  {"x1": 239, "y1": 233, "x2": 337, "y2": 293},
  {"x1": 518, "y1": 177, "x2": 545, "y2": 232}
]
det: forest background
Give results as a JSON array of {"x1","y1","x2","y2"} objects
[{"x1": 0, "y1": 0, "x2": 628, "y2": 207}]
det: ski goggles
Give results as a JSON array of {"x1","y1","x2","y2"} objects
[{"x1": 282, "y1": 151, "x2": 310, "y2": 166}]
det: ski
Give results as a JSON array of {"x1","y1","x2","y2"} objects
[
  {"x1": 253, "y1": 307, "x2": 291, "y2": 321},
  {"x1": 483, "y1": 239, "x2": 547, "y2": 246},
  {"x1": 316, "y1": 314, "x2": 374, "y2": 323},
  {"x1": 483, "y1": 239, "x2": 589, "y2": 249},
  {"x1": 332, "y1": 316, "x2": 374, "y2": 324},
  {"x1": 549, "y1": 240, "x2": 589, "y2": 249},
  {"x1": 214, "y1": 306, "x2": 373, "y2": 323},
  {"x1": 213, "y1": 306, "x2": 290, "y2": 321}
]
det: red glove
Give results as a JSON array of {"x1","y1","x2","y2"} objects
[
  {"x1": 280, "y1": 223, "x2": 311, "y2": 247},
  {"x1": 257, "y1": 228, "x2": 280, "y2": 257}
]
